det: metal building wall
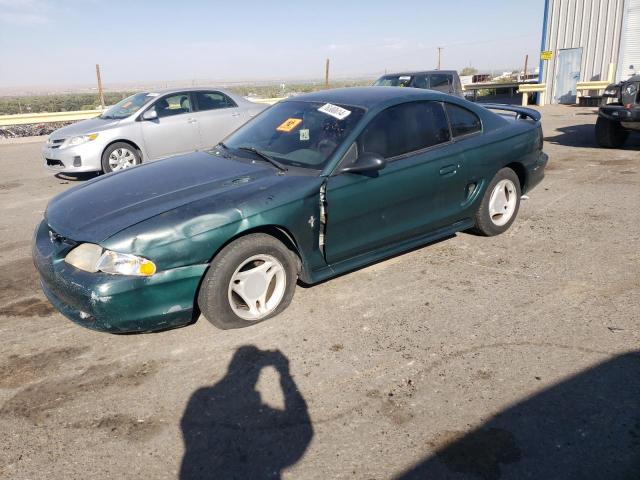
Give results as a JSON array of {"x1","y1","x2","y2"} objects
[
  {"x1": 540, "y1": 0, "x2": 626, "y2": 104},
  {"x1": 617, "y1": 0, "x2": 640, "y2": 80}
]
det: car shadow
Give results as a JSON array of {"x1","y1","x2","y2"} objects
[
  {"x1": 395, "y1": 351, "x2": 640, "y2": 480},
  {"x1": 180, "y1": 345, "x2": 314, "y2": 480},
  {"x1": 54, "y1": 172, "x2": 100, "y2": 182},
  {"x1": 545, "y1": 123, "x2": 640, "y2": 150}
]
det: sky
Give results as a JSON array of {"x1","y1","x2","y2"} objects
[{"x1": 0, "y1": 0, "x2": 545, "y2": 89}]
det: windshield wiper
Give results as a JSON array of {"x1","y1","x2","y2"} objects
[{"x1": 237, "y1": 146, "x2": 288, "y2": 172}]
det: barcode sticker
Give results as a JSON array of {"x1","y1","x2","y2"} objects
[{"x1": 317, "y1": 103, "x2": 351, "y2": 120}]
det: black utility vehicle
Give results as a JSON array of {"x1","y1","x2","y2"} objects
[{"x1": 596, "y1": 75, "x2": 640, "y2": 148}]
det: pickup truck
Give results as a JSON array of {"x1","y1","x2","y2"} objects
[{"x1": 373, "y1": 70, "x2": 464, "y2": 98}]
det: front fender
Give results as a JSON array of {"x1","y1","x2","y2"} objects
[{"x1": 101, "y1": 177, "x2": 326, "y2": 278}]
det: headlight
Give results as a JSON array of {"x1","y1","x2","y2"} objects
[
  {"x1": 60, "y1": 133, "x2": 98, "y2": 149},
  {"x1": 96, "y1": 250, "x2": 156, "y2": 276},
  {"x1": 65, "y1": 243, "x2": 156, "y2": 276},
  {"x1": 64, "y1": 243, "x2": 102, "y2": 272},
  {"x1": 603, "y1": 89, "x2": 618, "y2": 96}
]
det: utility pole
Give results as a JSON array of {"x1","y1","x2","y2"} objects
[
  {"x1": 95, "y1": 64, "x2": 105, "y2": 109},
  {"x1": 324, "y1": 58, "x2": 330, "y2": 89},
  {"x1": 523, "y1": 54, "x2": 529, "y2": 81},
  {"x1": 437, "y1": 47, "x2": 443, "y2": 70}
]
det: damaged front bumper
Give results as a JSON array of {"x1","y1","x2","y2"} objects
[{"x1": 32, "y1": 220, "x2": 207, "y2": 333}]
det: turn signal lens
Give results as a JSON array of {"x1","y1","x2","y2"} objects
[{"x1": 139, "y1": 261, "x2": 156, "y2": 276}]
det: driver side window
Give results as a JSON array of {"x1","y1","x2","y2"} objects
[{"x1": 355, "y1": 101, "x2": 451, "y2": 161}]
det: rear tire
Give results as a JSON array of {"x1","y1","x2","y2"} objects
[
  {"x1": 101, "y1": 142, "x2": 141, "y2": 173},
  {"x1": 471, "y1": 168, "x2": 521, "y2": 236},
  {"x1": 595, "y1": 116, "x2": 629, "y2": 148},
  {"x1": 198, "y1": 234, "x2": 298, "y2": 330}
]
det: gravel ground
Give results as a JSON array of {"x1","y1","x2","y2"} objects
[
  {"x1": 0, "y1": 122, "x2": 73, "y2": 139},
  {"x1": 0, "y1": 105, "x2": 639, "y2": 480}
]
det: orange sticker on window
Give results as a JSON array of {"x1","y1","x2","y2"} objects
[{"x1": 276, "y1": 118, "x2": 302, "y2": 132}]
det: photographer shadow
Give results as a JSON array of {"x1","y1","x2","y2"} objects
[{"x1": 180, "y1": 346, "x2": 313, "y2": 480}]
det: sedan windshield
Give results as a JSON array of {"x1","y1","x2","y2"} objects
[
  {"x1": 223, "y1": 100, "x2": 365, "y2": 170},
  {"x1": 100, "y1": 92, "x2": 156, "y2": 119}
]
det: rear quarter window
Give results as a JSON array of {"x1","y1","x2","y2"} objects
[
  {"x1": 445, "y1": 103, "x2": 482, "y2": 137},
  {"x1": 195, "y1": 91, "x2": 237, "y2": 111}
]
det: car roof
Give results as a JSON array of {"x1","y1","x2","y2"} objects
[
  {"x1": 379, "y1": 70, "x2": 458, "y2": 77},
  {"x1": 143, "y1": 86, "x2": 236, "y2": 95},
  {"x1": 137, "y1": 86, "x2": 249, "y2": 104},
  {"x1": 284, "y1": 87, "x2": 445, "y2": 109}
]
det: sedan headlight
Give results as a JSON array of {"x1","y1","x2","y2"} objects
[
  {"x1": 96, "y1": 250, "x2": 156, "y2": 276},
  {"x1": 65, "y1": 243, "x2": 156, "y2": 276},
  {"x1": 60, "y1": 133, "x2": 99, "y2": 149}
]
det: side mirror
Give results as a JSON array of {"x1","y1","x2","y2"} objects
[
  {"x1": 341, "y1": 153, "x2": 386, "y2": 174},
  {"x1": 141, "y1": 109, "x2": 158, "y2": 121}
]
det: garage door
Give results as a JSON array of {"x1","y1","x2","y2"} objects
[{"x1": 618, "y1": 0, "x2": 640, "y2": 80}]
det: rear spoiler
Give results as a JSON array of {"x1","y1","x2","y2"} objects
[{"x1": 480, "y1": 103, "x2": 542, "y2": 122}]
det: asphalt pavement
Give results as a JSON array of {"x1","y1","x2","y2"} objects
[{"x1": 0, "y1": 105, "x2": 639, "y2": 479}]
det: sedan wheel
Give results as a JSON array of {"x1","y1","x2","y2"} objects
[
  {"x1": 488, "y1": 179, "x2": 518, "y2": 226},
  {"x1": 228, "y1": 254, "x2": 287, "y2": 321},
  {"x1": 198, "y1": 233, "x2": 298, "y2": 329},
  {"x1": 101, "y1": 142, "x2": 141, "y2": 174},
  {"x1": 109, "y1": 147, "x2": 137, "y2": 171},
  {"x1": 472, "y1": 167, "x2": 522, "y2": 236}
]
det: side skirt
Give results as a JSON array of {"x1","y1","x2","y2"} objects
[{"x1": 307, "y1": 218, "x2": 474, "y2": 284}]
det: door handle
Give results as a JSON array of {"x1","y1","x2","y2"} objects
[{"x1": 439, "y1": 164, "x2": 459, "y2": 176}]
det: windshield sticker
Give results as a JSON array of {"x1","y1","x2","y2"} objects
[
  {"x1": 299, "y1": 129, "x2": 310, "y2": 141},
  {"x1": 147, "y1": 92, "x2": 159, "y2": 97},
  {"x1": 122, "y1": 101, "x2": 133, "y2": 108},
  {"x1": 318, "y1": 103, "x2": 351, "y2": 120},
  {"x1": 399, "y1": 76, "x2": 411, "y2": 81},
  {"x1": 277, "y1": 118, "x2": 303, "y2": 132}
]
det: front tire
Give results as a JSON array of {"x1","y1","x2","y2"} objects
[
  {"x1": 472, "y1": 168, "x2": 521, "y2": 236},
  {"x1": 101, "y1": 142, "x2": 141, "y2": 173},
  {"x1": 595, "y1": 116, "x2": 629, "y2": 148},
  {"x1": 198, "y1": 234, "x2": 298, "y2": 330}
]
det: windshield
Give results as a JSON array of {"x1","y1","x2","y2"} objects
[
  {"x1": 373, "y1": 75, "x2": 413, "y2": 87},
  {"x1": 100, "y1": 92, "x2": 155, "y2": 119},
  {"x1": 223, "y1": 100, "x2": 365, "y2": 170}
]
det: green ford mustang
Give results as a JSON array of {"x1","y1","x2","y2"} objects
[{"x1": 33, "y1": 87, "x2": 547, "y2": 333}]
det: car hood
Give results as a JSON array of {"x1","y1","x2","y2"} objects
[
  {"x1": 45, "y1": 151, "x2": 291, "y2": 243},
  {"x1": 49, "y1": 117, "x2": 123, "y2": 140}
]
